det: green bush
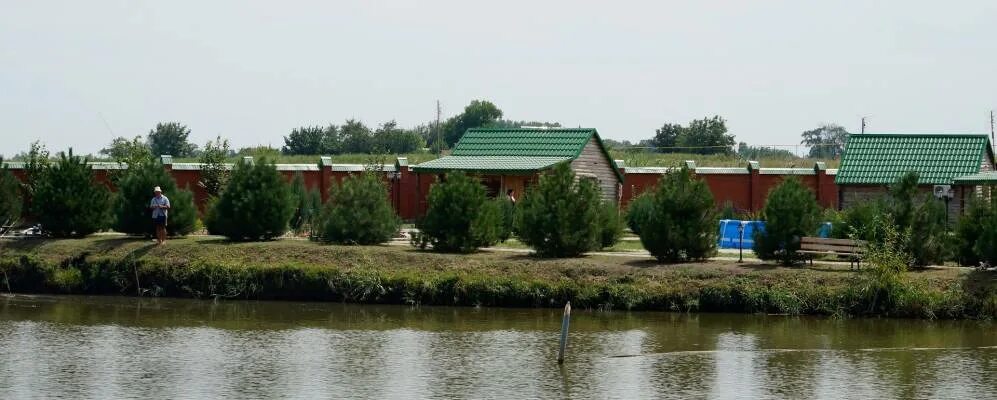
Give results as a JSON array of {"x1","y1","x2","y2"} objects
[
  {"x1": 205, "y1": 158, "x2": 293, "y2": 241},
  {"x1": 598, "y1": 202, "x2": 624, "y2": 249},
  {"x1": 832, "y1": 199, "x2": 886, "y2": 240},
  {"x1": 497, "y1": 197, "x2": 516, "y2": 242},
  {"x1": 514, "y1": 163, "x2": 602, "y2": 257},
  {"x1": 0, "y1": 158, "x2": 22, "y2": 226},
  {"x1": 634, "y1": 167, "x2": 716, "y2": 262},
  {"x1": 413, "y1": 173, "x2": 501, "y2": 253},
  {"x1": 31, "y1": 150, "x2": 112, "y2": 237},
  {"x1": 957, "y1": 194, "x2": 997, "y2": 266},
  {"x1": 832, "y1": 172, "x2": 950, "y2": 266},
  {"x1": 886, "y1": 172, "x2": 950, "y2": 266},
  {"x1": 754, "y1": 177, "x2": 821, "y2": 265},
  {"x1": 113, "y1": 161, "x2": 197, "y2": 236},
  {"x1": 289, "y1": 173, "x2": 321, "y2": 235},
  {"x1": 625, "y1": 193, "x2": 653, "y2": 234},
  {"x1": 316, "y1": 172, "x2": 400, "y2": 244}
]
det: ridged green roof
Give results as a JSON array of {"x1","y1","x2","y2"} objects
[
  {"x1": 411, "y1": 156, "x2": 571, "y2": 174},
  {"x1": 413, "y1": 128, "x2": 623, "y2": 181},
  {"x1": 451, "y1": 128, "x2": 596, "y2": 157},
  {"x1": 835, "y1": 134, "x2": 993, "y2": 185},
  {"x1": 953, "y1": 171, "x2": 997, "y2": 185}
]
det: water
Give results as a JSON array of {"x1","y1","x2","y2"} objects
[{"x1": 2, "y1": 295, "x2": 997, "y2": 399}]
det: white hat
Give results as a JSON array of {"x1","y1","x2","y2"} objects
[{"x1": 153, "y1": 186, "x2": 162, "y2": 192}]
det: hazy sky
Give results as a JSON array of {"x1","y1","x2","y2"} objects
[{"x1": 2, "y1": 0, "x2": 996, "y2": 157}]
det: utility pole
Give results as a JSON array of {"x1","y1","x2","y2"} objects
[
  {"x1": 990, "y1": 110, "x2": 994, "y2": 152},
  {"x1": 435, "y1": 100, "x2": 443, "y2": 155}
]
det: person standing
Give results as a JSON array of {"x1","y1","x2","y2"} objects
[
  {"x1": 506, "y1": 189, "x2": 517, "y2": 205},
  {"x1": 150, "y1": 186, "x2": 170, "y2": 245}
]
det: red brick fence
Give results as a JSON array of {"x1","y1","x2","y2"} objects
[{"x1": 3, "y1": 157, "x2": 838, "y2": 221}]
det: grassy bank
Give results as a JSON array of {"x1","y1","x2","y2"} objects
[{"x1": 1, "y1": 237, "x2": 995, "y2": 318}]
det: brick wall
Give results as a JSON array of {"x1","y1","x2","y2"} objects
[
  {"x1": 619, "y1": 162, "x2": 838, "y2": 212},
  {"x1": 4, "y1": 158, "x2": 842, "y2": 221}
]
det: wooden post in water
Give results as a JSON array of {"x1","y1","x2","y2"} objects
[{"x1": 557, "y1": 302, "x2": 571, "y2": 364}]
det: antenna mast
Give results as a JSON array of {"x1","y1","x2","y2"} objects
[
  {"x1": 990, "y1": 110, "x2": 997, "y2": 156},
  {"x1": 435, "y1": 100, "x2": 443, "y2": 154},
  {"x1": 861, "y1": 116, "x2": 867, "y2": 134}
]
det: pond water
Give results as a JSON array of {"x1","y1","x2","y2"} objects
[{"x1": 2, "y1": 295, "x2": 997, "y2": 399}]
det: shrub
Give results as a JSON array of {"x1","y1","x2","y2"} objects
[
  {"x1": 497, "y1": 197, "x2": 516, "y2": 242},
  {"x1": 718, "y1": 200, "x2": 737, "y2": 221},
  {"x1": 598, "y1": 202, "x2": 624, "y2": 249},
  {"x1": 0, "y1": 158, "x2": 22, "y2": 226},
  {"x1": 832, "y1": 172, "x2": 950, "y2": 266},
  {"x1": 625, "y1": 193, "x2": 653, "y2": 234},
  {"x1": 413, "y1": 173, "x2": 501, "y2": 253},
  {"x1": 113, "y1": 161, "x2": 197, "y2": 236},
  {"x1": 514, "y1": 163, "x2": 602, "y2": 257},
  {"x1": 316, "y1": 172, "x2": 400, "y2": 244},
  {"x1": 754, "y1": 177, "x2": 821, "y2": 265},
  {"x1": 886, "y1": 172, "x2": 950, "y2": 266},
  {"x1": 31, "y1": 150, "x2": 112, "y2": 237},
  {"x1": 847, "y1": 217, "x2": 920, "y2": 316},
  {"x1": 957, "y1": 195, "x2": 997, "y2": 266},
  {"x1": 635, "y1": 167, "x2": 716, "y2": 262},
  {"x1": 832, "y1": 199, "x2": 886, "y2": 240},
  {"x1": 289, "y1": 173, "x2": 321, "y2": 235},
  {"x1": 205, "y1": 158, "x2": 293, "y2": 241}
]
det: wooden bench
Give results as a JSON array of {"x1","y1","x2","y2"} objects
[{"x1": 799, "y1": 237, "x2": 866, "y2": 268}]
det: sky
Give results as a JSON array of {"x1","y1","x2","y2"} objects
[{"x1": 1, "y1": 0, "x2": 996, "y2": 157}]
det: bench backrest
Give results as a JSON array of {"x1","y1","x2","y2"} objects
[{"x1": 800, "y1": 237, "x2": 866, "y2": 253}]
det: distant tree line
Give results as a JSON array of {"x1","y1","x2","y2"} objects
[{"x1": 6, "y1": 103, "x2": 852, "y2": 162}]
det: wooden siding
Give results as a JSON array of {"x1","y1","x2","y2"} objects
[{"x1": 570, "y1": 139, "x2": 619, "y2": 202}]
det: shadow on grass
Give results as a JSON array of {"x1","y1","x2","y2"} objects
[
  {"x1": 90, "y1": 236, "x2": 150, "y2": 252},
  {"x1": 0, "y1": 237, "x2": 50, "y2": 252},
  {"x1": 962, "y1": 269, "x2": 997, "y2": 293}
]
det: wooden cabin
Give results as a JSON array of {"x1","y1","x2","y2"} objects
[{"x1": 411, "y1": 128, "x2": 623, "y2": 204}]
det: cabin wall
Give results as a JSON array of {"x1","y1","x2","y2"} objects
[{"x1": 569, "y1": 139, "x2": 620, "y2": 202}]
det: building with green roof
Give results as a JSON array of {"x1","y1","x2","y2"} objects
[
  {"x1": 836, "y1": 133, "x2": 995, "y2": 217},
  {"x1": 412, "y1": 128, "x2": 623, "y2": 202}
]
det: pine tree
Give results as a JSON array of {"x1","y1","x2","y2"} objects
[
  {"x1": 31, "y1": 150, "x2": 112, "y2": 237},
  {"x1": 625, "y1": 193, "x2": 654, "y2": 235},
  {"x1": 497, "y1": 197, "x2": 516, "y2": 242},
  {"x1": 754, "y1": 177, "x2": 821, "y2": 265},
  {"x1": 205, "y1": 158, "x2": 293, "y2": 241},
  {"x1": 413, "y1": 173, "x2": 501, "y2": 253},
  {"x1": 316, "y1": 172, "x2": 400, "y2": 244},
  {"x1": 598, "y1": 202, "x2": 624, "y2": 249},
  {"x1": 514, "y1": 163, "x2": 602, "y2": 257},
  {"x1": 0, "y1": 158, "x2": 22, "y2": 226},
  {"x1": 289, "y1": 173, "x2": 321, "y2": 235},
  {"x1": 635, "y1": 167, "x2": 716, "y2": 262},
  {"x1": 113, "y1": 161, "x2": 197, "y2": 236}
]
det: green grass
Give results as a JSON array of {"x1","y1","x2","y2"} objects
[
  {"x1": 2, "y1": 236, "x2": 992, "y2": 318},
  {"x1": 607, "y1": 151, "x2": 840, "y2": 169}
]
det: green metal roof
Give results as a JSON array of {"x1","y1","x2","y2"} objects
[
  {"x1": 411, "y1": 156, "x2": 571, "y2": 174},
  {"x1": 953, "y1": 171, "x2": 997, "y2": 185},
  {"x1": 451, "y1": 128, "x2": 596, "y2": 157},
  {"x1": 835, "y1": 134, "x2": 994, "y2": 185},
  {"x1": 413, "y1": 128, "x2": 623, "y2": 181}
]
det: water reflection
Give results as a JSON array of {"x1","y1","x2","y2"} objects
[{"x1": 2, "y1": 295, "x2": 997, "y2": 399}]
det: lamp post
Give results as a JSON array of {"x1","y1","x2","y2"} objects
[{"x1": 738, "y1": 221, "x2": 746, "y2": 263}]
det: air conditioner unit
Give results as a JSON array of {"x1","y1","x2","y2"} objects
[{"x1": 933, "y1": 185, "x2": 953, "y2": 199}]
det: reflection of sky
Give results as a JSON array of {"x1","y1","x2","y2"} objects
[
  {"x1": 710, "y1": 332, "x2": 760, "y2": 399},
  {"x1": 4, "y1": 318, "x2": 997, "y2": 398}
]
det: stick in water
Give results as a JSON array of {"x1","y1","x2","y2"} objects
[{"x1": 558, "y1": 301, "x2": 571, "y2": 364}]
